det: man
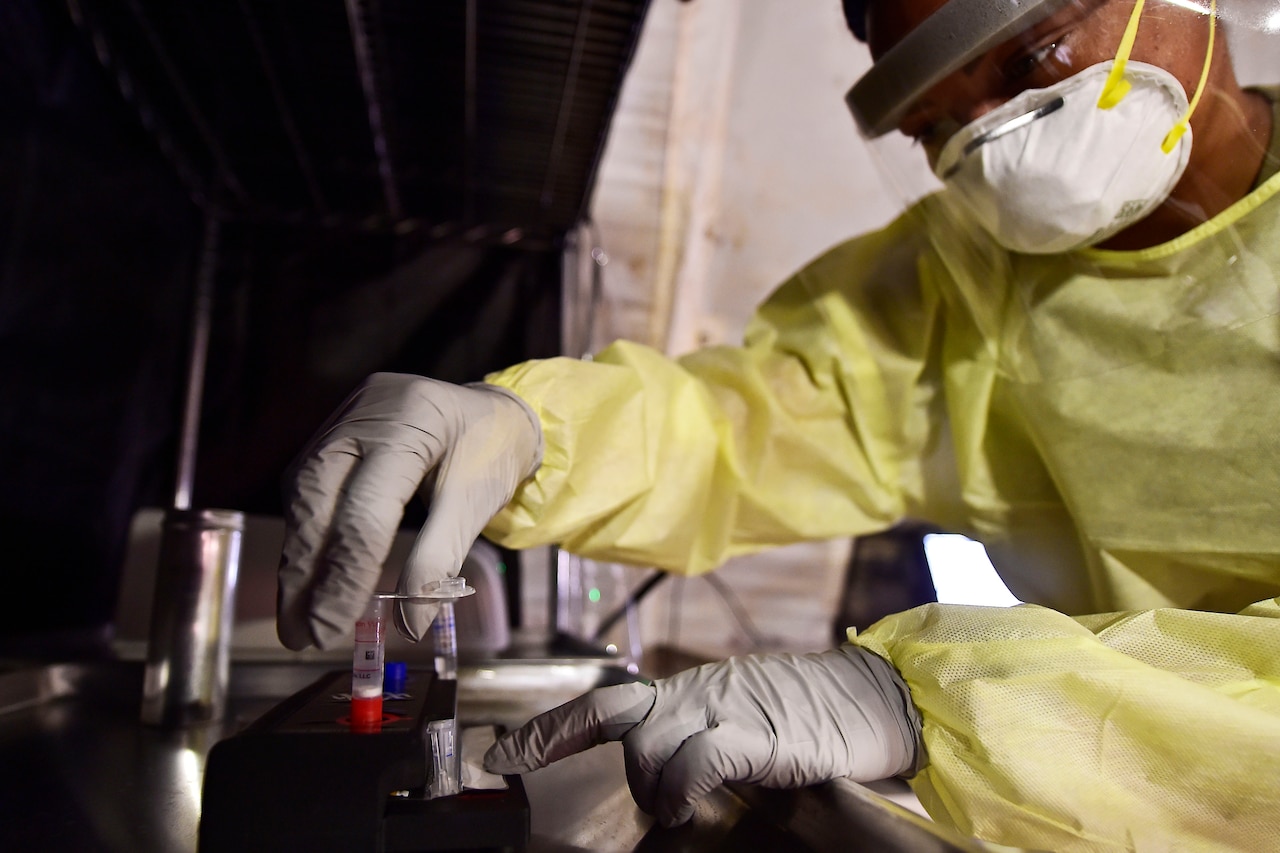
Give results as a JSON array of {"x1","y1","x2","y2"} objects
[{"x1": 277, "y1": 0, "x2": 1280, "y2": 847}]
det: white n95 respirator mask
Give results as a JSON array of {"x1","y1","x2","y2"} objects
[{"x1": 934, "y1": 60, "x2": 1192, "y2": 254}]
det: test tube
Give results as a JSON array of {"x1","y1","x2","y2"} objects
[
  {"x1": 426, "y1": 718, "x2": 461, "y2": 797},
  {"x1": 430, "y1": 579, "x2": 462, "y2": 680},
  {"x1": 421, "y1": 577, "x2": 469, "y2": 797},
  {"x1": 350, "y1": 595, "x2": 388, "y2": 732}
]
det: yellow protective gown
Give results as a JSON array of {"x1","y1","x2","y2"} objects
[{"x1": 482, "y1": 157, "x2": 1280, "y2": 849}]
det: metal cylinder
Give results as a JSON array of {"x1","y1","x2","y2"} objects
[{"x1": 141, "y1": 508, "x2": 244, "y2": 727}]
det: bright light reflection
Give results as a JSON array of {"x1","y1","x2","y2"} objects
[
  {"x1": 1159, "y1": 0, "x2": 1212, "y2": 14},
  {"x1": 179, "y1": 747, "x2": 203, "y2": 816},
  {"x1": 922, "y1": 534, "x2": 1022, "y2": 608}
]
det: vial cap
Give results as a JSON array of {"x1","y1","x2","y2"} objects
[
  {"x1": 349, "y1": 695, "x2": 383, "y2": 731},
  {"x1": 384, "y1": 661, "x2": 407, "y2": 692}
]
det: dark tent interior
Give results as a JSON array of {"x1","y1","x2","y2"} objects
[{"x1": 0, "y1": 0, "x2": 650, "y2": 646}]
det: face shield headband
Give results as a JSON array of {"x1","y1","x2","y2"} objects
[
  {"x1": 845, "y1": 0, "x2": 1076, "y2": 138},
  {"x1": 845, "y1": 0, "x2": 1218, "y2": 141}
]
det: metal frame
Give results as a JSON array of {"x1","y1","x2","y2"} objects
[{"x1": 344, "y1": 0, "x2": 403, "y2": 221}]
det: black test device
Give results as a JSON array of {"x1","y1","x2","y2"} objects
[{"x1": 199, "y1": 668, "x2": 529, "y2": 852}]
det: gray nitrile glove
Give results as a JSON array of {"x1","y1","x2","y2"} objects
[
  {"x1": 277, "y1": 372, "x2": 542, "y2": 651},
  {"x1": 484, "y1": 645, "x2": 923, "y2": 827}
]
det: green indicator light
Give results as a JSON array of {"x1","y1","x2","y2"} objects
[
  {"x1": 588, "y1": 587, "x2": 601, "y2": 603},
  {"x1": 497, "y1": 561, "x2": 506, "y2": 575}
]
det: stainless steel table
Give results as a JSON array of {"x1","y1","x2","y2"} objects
[{"x1": 0, "y1": 656, "x2": 1002, "y2": 852}]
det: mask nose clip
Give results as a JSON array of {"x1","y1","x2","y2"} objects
[{"x1": 940, "y1": 96, "x2": 1066, "y2": 180}]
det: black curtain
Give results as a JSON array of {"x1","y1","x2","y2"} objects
[{"x1": 0, "y1": 1, "x2": 562, "y2": 644}]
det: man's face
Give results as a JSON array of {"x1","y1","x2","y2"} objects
[{"x1": 865, "y1": 0, "x2": 1213, "y2": 168}]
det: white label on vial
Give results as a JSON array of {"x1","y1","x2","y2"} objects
[
  {"x1": 351, "y1": 624, "x2": 384, "y2": 699},
  {"x1": 353, "y1": 641, "x2": 383, "y2": 672}
]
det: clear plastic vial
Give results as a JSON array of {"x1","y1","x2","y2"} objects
[
  {"x1": 350, "y1": 595, "x2": 389, "y2": 731},
  {"x1": 426, "y1": 718, "x2": 461, "y2": 797},
  {"x1": 431, "y1": 594, "x2": 459, "y2": 680}
]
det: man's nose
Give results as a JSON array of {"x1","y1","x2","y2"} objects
[{"x1": 930, "y1": 69, "x2": 1009, "y2": 128}]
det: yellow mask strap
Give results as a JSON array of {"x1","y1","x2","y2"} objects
[
  {"x1": 1095, "y1": 0, "x2": 1216, "y2": 153},
  {"x1": 1161, "y1": 0, "x2": 1215, "y2": 152},
  {"x1": 1097, "y1": 0, "x2": 1148, "y2": 109}
]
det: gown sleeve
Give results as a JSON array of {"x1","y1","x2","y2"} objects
[
  {"x1": 481, "y1": 212, "x2": 954, "y2": 574},
  {"x1": 851, "y1": 597, "x2": 1280, "y2": 851}
]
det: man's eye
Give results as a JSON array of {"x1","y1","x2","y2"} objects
[{"x1": 1007, "y1": 42, "x2": 1061, "y2": 80}]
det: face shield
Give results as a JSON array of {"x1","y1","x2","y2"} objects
[{"x1": 844, "y1": 0, "x2": 1280, "y2": 254}]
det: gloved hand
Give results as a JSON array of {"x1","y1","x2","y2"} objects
[
  {"x1": 483, "y1": 645, "x2": 923, "y2": 827},
  {"x1": 277, "y1": 372, "x2": 542, "y2": 650}
]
